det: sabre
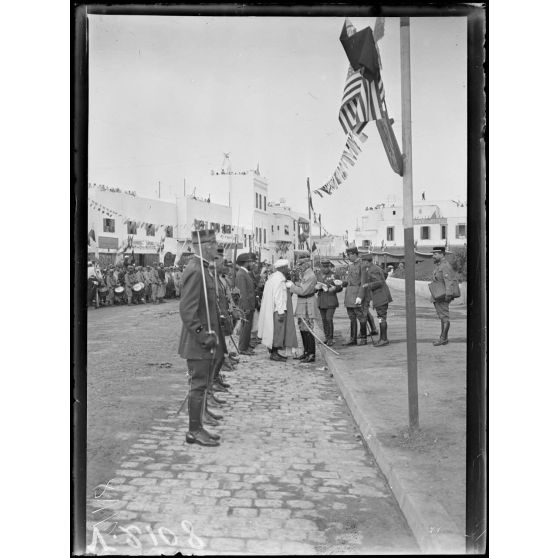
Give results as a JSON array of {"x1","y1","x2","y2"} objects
[
  {"x1": 196, "y1": 230, "x2": 217, "y2": 353},
  {"x1": 299, "y1": 316, "x2": 340, "y2": 356}
]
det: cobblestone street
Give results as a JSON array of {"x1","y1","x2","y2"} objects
[{"x1": 86, "y1": 300, "x2": 418, "y2": 555}]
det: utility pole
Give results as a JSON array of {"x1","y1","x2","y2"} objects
[
  {"x1": 307, "y1": 177, "x2": 313, "y2": 267},
  {"x1": 158, "y1": 181, "x2": 161, "y2": 199},
  {"x1": 400, "y1": 16, "x2": 419, "y2": 432},
  {"x1": 183, "y1": 178, "x2": 186, "y2": 197}
]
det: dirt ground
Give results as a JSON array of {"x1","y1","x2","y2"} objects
[{"x1": 86, "y1": 300, "x2": 188, "y2": 498}]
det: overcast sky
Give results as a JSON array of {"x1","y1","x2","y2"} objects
[{"x1": 88, "y1": 15, "x2": 467, "y2": 236}]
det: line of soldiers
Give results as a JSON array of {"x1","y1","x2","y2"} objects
[
  {"x1": 178, "y1": 229, "x2": 252, "y2": 447},
  {"x1": 87, "y1": 262, "x2": 185, "y2": 307}
]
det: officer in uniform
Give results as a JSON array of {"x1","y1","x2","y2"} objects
[
  {"x1": 430, "y1": 246, "x2": 460, "y2": 346},
  {"x1": 287, "y1": 257, "x2": 319, "y2": 363},
  {"x1": 342, "y1": 247, "x2": 367, "y2": 346},
  {"x1": 315, "y1": 260, "x2": 343, "y2": 346},
  {"x1": 178, "y1": 229, "x2": 223, "y2": 447},
  {"x1": 235, "y1": 252, "x2": 257, "y2": 355},
  {"x1": 362, "y1": 253, "x2": 393, "y2": 347}
]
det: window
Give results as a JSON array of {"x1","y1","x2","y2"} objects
[
  {"x1": 165, "y1": 225, "x2": 173, "y2": 238},
  {"x1": 392, "y1": 210, "x2": 396, "y2": 215},
  {"x1": 103, "y1": 218, "x2": 115, "y2": 233},
  {"x1": 264, "y1": 196, "x2": 267, "y2": 210},
  {"x1": 255, "y1": 192, "x2": 259, "y2": 209},
  {"x1": 363, "y1": 240, "x2": 370, "y2": 248},
  {"x1": 127, "y1": 221, "x2": 137, "y2": 235},
  {"x1": 210, "y1": 222, "x2": 221, "y2": 232},
  {"x1": 284, "y1": 224, "x2": 289, "y2": 236},
  {"x1": 264, "y1": 228, "x2": 266, "y2": 244},
  {"x1": 441, "y1": 225, "x2": 447, "y2": 240},
  {"x1": 271, "y1": 225, "x2": 274, "y2": 233},
  {"x1": 455, "y1": 224, "x2": 467, "y2": 239},
  {"x1": 387, "y1": 227, "x2": 394, "y2": 241},
  {"x1": 420, "y1": 226, "x2": 430, "y2": 240},
  {"x1": 222, "y1": 224, "x2": 231, "y2": 234},
  {"x1": 146, "y1": 223, "x2": 155, "y2": 236}
]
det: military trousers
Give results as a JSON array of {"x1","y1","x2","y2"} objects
[
  {"x1": 186, "y1": 359, "x2": 212, "y2": 431},
  {"x1": 434, "y1": 300, "x2": 450, "y2": 323},
  {"x1": 319, "y1": 308, "x2": 336, "y2": 340}
]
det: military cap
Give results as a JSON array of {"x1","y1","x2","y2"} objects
[
  {"x1": 236, "y1": 252, "x2": 254, "y2": 265},
  {"x1": 432, "y1": 246, "x2": 446, "y2": 254},
  {"x1": 191, "y1": 229, "x2": 216, "y2": 243},
  {"x1": 320, "y1": 259, "x2": 332, "y2": 266},
  {"x1": 247, "y1": 252, "x2": 258, "y2": 261},
  {"x1": 346, "y1": 246, "x2": 359, "y2": 256}
]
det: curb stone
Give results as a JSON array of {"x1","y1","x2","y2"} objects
[{"x1": 320, "y1": 346, "x2": 465, "y2": 554}]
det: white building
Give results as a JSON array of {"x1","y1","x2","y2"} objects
[{"x1": 353, "y1": 199, "x2": 467, "y2": 251}]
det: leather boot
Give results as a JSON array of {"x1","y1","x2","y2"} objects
[
  {"x1": 343, "y1": 320, "x2": 358, "y2": 346},
  {"x1": 207, "y1": 392, "x2": 225, "y2": 406},
  {"x1": 206, "y1": 406, "x2": 223, "y2": 420},
  {"x1": 367, "y1": 311, "x2": 379, "y2": 336},
  {"x1": 216, "y1": 374, "x2": 230, "y2": 389},
  {"x1": 375, "y1": 322, "x2": 390, "y2": 347},
  {"x1": 358, "y1": 323, "x2": 368, "y2": 345},
  {"x1": 185, "y1": 428, "x2": 220, "y2": 446},
  {"x1": 433, "y1": 322, "x2": 450, "y2": 346},
  {"x1": 187, "y1": 392, "x2": 204, "y2": 433},
  {"x1": 301, "y1": 333, "x2": 316, "y2": 362},
  {"x1": 295, "y1": 331, "x2": 309, "y2": 360}
]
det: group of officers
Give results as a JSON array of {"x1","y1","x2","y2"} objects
[{"x1": 176, "y1": 227, "x2": 461, "y2": 447}]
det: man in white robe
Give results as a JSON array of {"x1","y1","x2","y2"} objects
[{"x1": 257, "y1": 259, "x2": 298, "y2": 361}]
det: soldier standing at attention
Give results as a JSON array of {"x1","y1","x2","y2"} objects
[
  {"x1": 430, "y1": 246, "x2": 460, "y2": 346},
  {"x1": 362, "y1": 253, "x2": 393, "y2": 347},
  {"x1": 235, "y1": 253, "x2": 257, "y2": 355},
  {"x1": 287, "y1": 257, "x2": 319, "y2": 363},
  {"x1": 315, "y1": 260, "x2": 343, "y2": 346},
  {"x1": 178, "y1": 229, "x2": 223, "y2": 447},
  {"x1": 342, "y1": 247, "x2": 367, "y2": 346}
]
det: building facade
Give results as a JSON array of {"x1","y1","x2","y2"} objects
[{"x1": 353, "y1": 199, "x2": 467, "y2": 251}]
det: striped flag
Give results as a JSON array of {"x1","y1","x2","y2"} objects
[{"x1": 338, "y1": 67, "x2": 386, "y2": 135}]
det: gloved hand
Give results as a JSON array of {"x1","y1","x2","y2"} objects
[
  {"x1": 199, "y1": 331, "x2": 217, "y2": 350},
  {"x1": 333, "y1": 279, "x2": 342, "y2": 286},
  {"x1": 355, "y1": 297, "x2": 362, "y2": 305},
  {"x1": 322, "y1": 284, "x2": 329, "y2": 291},
  {"x1": 445, "y1": 294, "x2": 453, "y2": 302},
  {"x1": 277, "y1": 313, "x2": 285, "y2": 323},
  {"x1": 285, "y1": 281, "x2": 293, "y2": 289}
]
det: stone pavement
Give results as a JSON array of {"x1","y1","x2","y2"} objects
[{"x1": 86, "y1": 333, "x2": 418, "y2": 555}]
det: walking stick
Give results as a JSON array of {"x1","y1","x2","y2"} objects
[{"x1": 299, "y1": 317, "x2": 340, "y2": 356}]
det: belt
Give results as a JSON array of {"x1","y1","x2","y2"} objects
[{"x1": 297, "y1": 294, "x2": 315, "y2": 299}]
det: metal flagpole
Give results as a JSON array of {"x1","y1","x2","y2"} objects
[{"x1": 400, "y1": 16, "x2": 419, "y2": 431}]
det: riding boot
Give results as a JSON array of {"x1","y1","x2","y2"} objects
[
  {"x1": 343, "y1": 320, "x2": 358, "y2": 346},
  {"x1": 375, "y1": 322, "x2": 390, "y2": 347},
  {"x1": 367, "y1": 311, "x2": 379, "y2": 336},
  {"x1": 433, "y1": 322, "x2": 450, "y2": 346},
  {"x1": 305, "y1": 333, "x2": 316, "y2": 362},
  {"x1": 358, "y1": 322, "x2": 368, "y2": 345},
  {"x1": 295, "y1": 331, "x2": 309, "y2": 360}
]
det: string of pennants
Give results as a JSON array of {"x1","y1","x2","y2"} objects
[
  {"x1": 88, "y1": 200, "x2": 174, "y2": 232},
  {"x1": 312, "y1": 131, "x2": 366, "y2": 199}
]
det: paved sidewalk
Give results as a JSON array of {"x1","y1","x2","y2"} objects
[
  {"x1": 318, "y1": 290, "x2": 466, "y2": 553},
  {"x1": 86, "y1": 304, "x2": 418, "y2": 555}
]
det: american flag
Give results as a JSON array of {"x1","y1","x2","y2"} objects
[{"x1": 338, "y1": 66, "x2": 386, "y2": 135}]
